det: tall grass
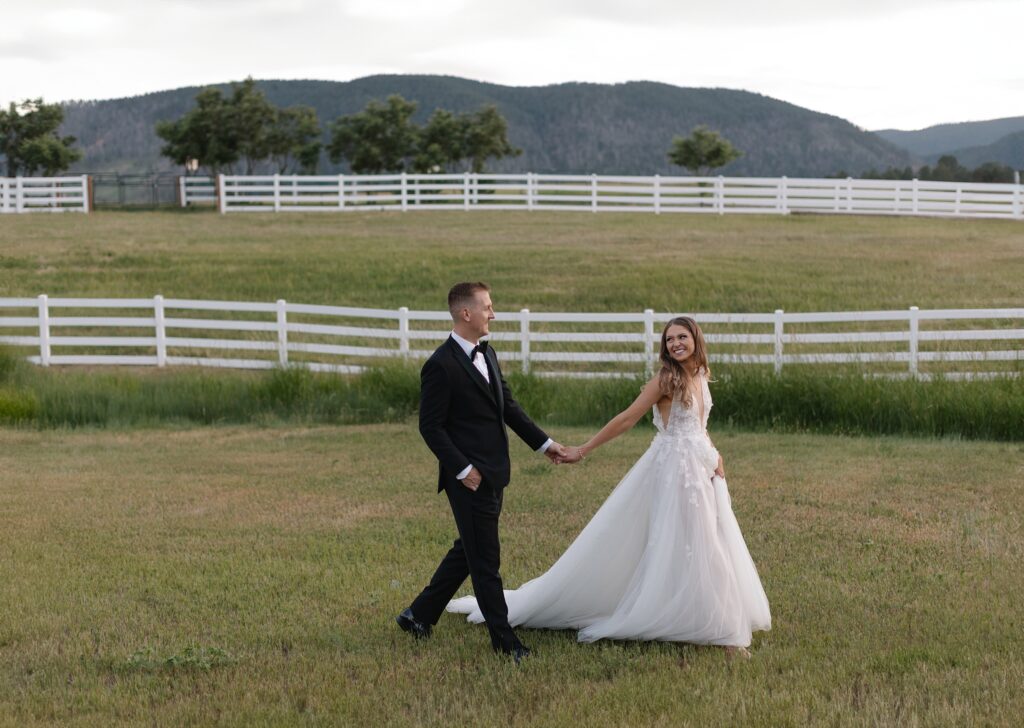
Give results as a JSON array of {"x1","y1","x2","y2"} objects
[{"x1": 2, "y1": 348, "x2": 1021, "y2": 439}]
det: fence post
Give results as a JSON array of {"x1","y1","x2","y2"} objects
[
  {"x1": 908, "y1": 306, "x2": 919, "y2": 378},
  {"x1": 954, "y1": 185, "x2": 962, "y2": 216},
  {"x1": 912, "y1": 178, "x2": 919, "y2": 215},
  {"x1": 1, "y1": 178, "x2": 7, "y2": 213},
  {"x1": 154, "y1": 294, "x2": 167, "y2": 367},
  {"x1": 82, "y1": 175, "x2": 91, "y2": 213},
  {"x1": 217, "y1": 174, "x2": 226, "y2": 214},
  {"x1": 591, "y1": 174, "x2": 598, "y2": 212},
  {"x1": 178, "y1": 176, "x2": 186, "y2": 208},
  {"x1": 15, "y1": 176, "x2": 24, "y2": 213},
  {"x1": 654, "y1": 174, "x2": 661, "y2": 214},
  {"x1": 644, "y1": 308, "x2": 655, "y2": 377},
  {"x1": 774, "y1": 309, "x2": 784, "y2": 374},
  {"x1": 520, "y1": 308, "x2": 530, "y2": 374},
  {"x1": 472, "y1": 172, "x2": 479, "y2": 206},
  {"x1": 846, "y1": 177, "x2": 853, "y2": 212},
  {"x1": 527, "y1": 173, "x2": 535, "y2": 211},
  {"x1": 716, "y1": 175, "x2": 725, "y2": 214},
  {"x1": 463, "y1": 172, "x2": 470, "y2": 211},
  {"x1": 338, "y1": 174, "x2": 345, "y2": 209},
  {"x1": 779, "y1": 176, "x2": 788, "y2": 214},
  {"x1": 276, "y1": 299, "x2": 288, "y2": 367},
  {"x1": 38, "y1": 294, "x2": 51, "y2": 367},
  {"x1": 398, "y1": 306, "x2": 410, "y2": 357},
  {"x1": 273, "y1": 173, "x2": 281, "y2": 212},
  {"x1": 401, "y1": 172, "x2": 408, "y2": 211},
  {"x1": 1013, "y1": 174, "x2": 1022, "y2": 219}
]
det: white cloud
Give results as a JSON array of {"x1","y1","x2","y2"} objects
[{"x1": 0, "y1": 0, "x2": 1020, "y2": 129}]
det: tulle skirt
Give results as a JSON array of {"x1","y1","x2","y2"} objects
[{"x1": 447, "y1": 433, "x2": 771, "y2": 646}]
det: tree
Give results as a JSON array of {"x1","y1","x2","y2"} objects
[
  {"x1": 667, "y1": 126, "x2": 741, "y2": 176},
  {"x1": 461, "y1": 105, "x2": 520, "y2": 173},
  {"x1": 0, "y1": 99, "x2": 82, "y2": 177},
  {"x1": 332, "y1": 98, "x2": 521, "y2": 174},
  {"x1": 971, "y1": 161, "x2": 1014, "y2": 183},
  {"x1": 156, "y1": 87, "x2": 240, "y2": 176},
  {"x1": 229, "y1": 78, "x2": 277, "y2": 175},
  {"x1": 413, "y1": 108, "x2": 464, "y2": 172},
  {"x1": 156, "y1": 78, "x2": 322, "y2": 176},
  {"x1": 327, "y1": 95, "x2": 419, "y2": 174},
  {"x1": 267, "y1": 106, "x2": 322, "y2": 174}
]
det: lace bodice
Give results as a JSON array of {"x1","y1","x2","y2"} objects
[{"x1": 653, "y1": 374, "x2": 713, "y2": 439}]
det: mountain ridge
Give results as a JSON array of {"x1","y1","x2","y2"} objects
[{"x1": 59, "y1": 75, "x2": 914, "y2": 176}]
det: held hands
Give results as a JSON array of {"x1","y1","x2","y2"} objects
[
  {"x1": 714, "y1": 453, "x2": 725, "y2": 479},
  {"x1": 545, "y1": 441, "x2": 584, "y2": 465},
  {"x1": 550, "y1": 444, "x2": 586, "y2": 465},
  {"x1": 544, "y1": 442, "x2": 568, "y2": 463}
]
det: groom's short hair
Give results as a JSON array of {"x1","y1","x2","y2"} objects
[{"x1": 448, "y1": 281, "x2": 490, "y2": 317}]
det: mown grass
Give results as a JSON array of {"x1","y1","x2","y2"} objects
[
  {"x1": 1, "y1": 424, "x2": 1022, "y2": 726},
  {"x1": 2, "y1": 348, "x2": 1022, "y2": 440},
  {"x1": 1, "y1": 210, "x2": 1023, "y2": 311}
]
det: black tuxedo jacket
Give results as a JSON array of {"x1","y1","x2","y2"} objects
[{"x1": 419, "y1": 337, "x2": 548, "y2": 493}]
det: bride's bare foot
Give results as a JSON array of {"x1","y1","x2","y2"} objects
[{"x1": 723, "y1": 646, "x2": 751, "y2": 660}]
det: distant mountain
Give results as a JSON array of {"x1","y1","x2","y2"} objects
[
  {"x1": 60, "y1": 75, "x2": 912, "y2": 177},
  {"x1": 937, "y1": 130, "x2": 1024, "y2": 170},
  {"x1": 875, "y1": 116, "x2": 1024, "y2": 158}
]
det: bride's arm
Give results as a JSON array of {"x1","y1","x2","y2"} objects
[{"x1": 574, "y1": 377, "x2": 662, "y2": 459}]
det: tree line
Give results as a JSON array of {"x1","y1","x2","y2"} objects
[
  {"x1": 154, "y1": 79, "x2": 523, "y2": 177},
  {"x1": 836, "y1": 155, "x2": 1018, "y2": 183}
]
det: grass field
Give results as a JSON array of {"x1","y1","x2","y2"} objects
[
  {"x1": 1, "y1": 423, "x2": 1022, "y2": 726},
  {"x1": 1, "y1": 210, "x2": 1023, "y2": 311},
  {"x1": 1, "y1": 211, "x2": 1022, "y2": 725}
]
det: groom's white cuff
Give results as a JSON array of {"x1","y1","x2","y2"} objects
[{"x1": 456, "y1": 439, "x2": 553, "y2": 481}]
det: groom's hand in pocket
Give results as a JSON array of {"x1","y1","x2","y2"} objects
[{"x1": 461, "y1": 467, "x2": 482, "y2": 491}]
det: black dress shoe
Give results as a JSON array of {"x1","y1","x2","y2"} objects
[{"x1": 396, "y1": 608, "x2": 431, "y2": 639}]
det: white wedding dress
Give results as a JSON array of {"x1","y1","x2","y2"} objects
[{"x1": 447, "y1": 374, "x2": 771, "y2": 646}]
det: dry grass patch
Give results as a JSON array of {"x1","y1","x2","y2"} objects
[{"x1": 1, "y1": 424, "x2": 1022, "y2": 725}]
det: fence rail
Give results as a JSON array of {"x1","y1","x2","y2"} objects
[
  {"x1": 180, "y1": 176, "x2": 216, "y2": 206},
  {"x1": 1, "y1": 297, "x2": 1021, "y2": 380},
  {"x1": 0, "y1": 176, "x2": 90, "y2": 214},
  {"x1": 210, "y1": 173, "x2": 1024, "y2": 220}
]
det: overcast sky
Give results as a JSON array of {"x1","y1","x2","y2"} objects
[{"x1": 2, "y1": 0, "x2": 1021, "y2": 130}]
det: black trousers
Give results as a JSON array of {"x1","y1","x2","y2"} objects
[{"x1": 409, "y1": 479, "x2": 520, "y2": 652}]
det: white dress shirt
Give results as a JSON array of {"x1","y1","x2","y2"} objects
[{"x1": 449, "y1": 331, "x2": 553, "y2": 481}]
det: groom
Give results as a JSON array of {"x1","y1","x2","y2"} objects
[{"x1": 396, "y1": 282, "x2": 567, "y2": 663}]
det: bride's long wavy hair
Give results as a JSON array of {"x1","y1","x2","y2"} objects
[{"x1": 657, "y1": 316, "x2": 711, "y2": 407}]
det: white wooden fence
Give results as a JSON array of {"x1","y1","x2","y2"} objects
[
  {"x1": 1, "y1": 297, "x2": 1021, "y2": 380},
  {"x1": 210, "y1": 173, "x2": 1024, "y2": 220},
  {"x1": 0, "y1": 176, "x2": 90, "y2": 213},
  {"x1": 179, "y1": 176, "x2": 216, "y2": 206}
]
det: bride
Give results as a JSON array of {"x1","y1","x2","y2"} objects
[{"x1": 448, "y1": 317, "x2": 771, "y2": 655}]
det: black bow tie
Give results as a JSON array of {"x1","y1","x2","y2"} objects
[{"x1": 471, "y1": 341, "x2": 489, "y2": 359}]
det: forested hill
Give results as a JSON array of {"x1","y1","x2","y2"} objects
[
  {"x1": 60, "y1": 75, "x2": 912, "y2": 177},
  {"x1": 874, "y1": 116, "x2": 1024, "y2": 158}
]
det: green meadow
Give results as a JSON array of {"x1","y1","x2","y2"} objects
[
  {"x1": 1, "y1": 210, "x2": 1022, "y2": 725},
  {"x1": 1, "y1": 210, "x2": 1022, "y2": 310},
  {"x1": 1, "y1": 425, "x2": 1022, "y2": 726}
]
